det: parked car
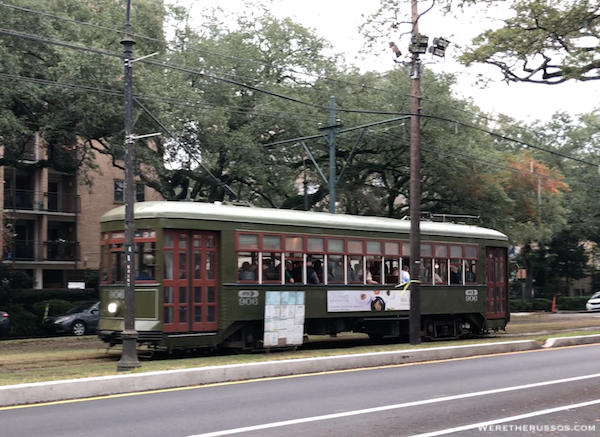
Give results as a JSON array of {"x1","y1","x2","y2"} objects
[
  {"x1": 586, "y1": 292, "x2": 600, "y2": 312},
  {"x1": 42, "y1": 301, "x2": 100, "y2": 336},
  {"x1": 0, "y1": 310, "x2": 10, "y2": 337}
]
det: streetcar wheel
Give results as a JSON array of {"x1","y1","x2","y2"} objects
[{"x1": 71, "y1": 321, "x2": 87, "y2": 336}]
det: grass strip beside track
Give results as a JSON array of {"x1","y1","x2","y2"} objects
[{"x1": 1, "y1": 314, "x2": 599, "y2": 386}]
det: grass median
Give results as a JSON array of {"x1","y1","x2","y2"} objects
[{"x1": 1, "y1": 312, "x2": 599, "y2": 386}]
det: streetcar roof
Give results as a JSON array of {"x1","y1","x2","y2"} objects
[{"x1": 101, "y1": 201, "x2": 508, "y2": 242}]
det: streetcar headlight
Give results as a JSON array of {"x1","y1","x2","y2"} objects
[{"x1": 107, "y1": 302, "x2": 119, "y2": 314}]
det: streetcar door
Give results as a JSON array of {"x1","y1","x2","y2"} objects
[
  {"x1": 162, "y1": 230, "x2": 218, "y2": 333},
  {"x1": 486, "y1": 247, "x2": 507, "y2": 319}
]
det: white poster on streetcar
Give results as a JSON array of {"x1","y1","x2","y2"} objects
[
  {"x1": 264, "y1": 291, "x2": 306, "y2": 347},
  {"x1": 327, "y1": 289, "x2": 410, "y2": 312}
]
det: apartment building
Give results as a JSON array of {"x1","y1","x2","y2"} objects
[{"x1": 1, "y1": 134, "x2": 162, "y2": 288}]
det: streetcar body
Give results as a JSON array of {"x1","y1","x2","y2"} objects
[{"x1": 98, "y1": 201, "x2": 509, "y2": 351}]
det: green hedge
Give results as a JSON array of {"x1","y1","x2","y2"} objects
[
  {"x1": 510, "y1": 296, "x2": 590, "y2": 312},
  {"x1": 557, "y1": 296, "x2": 589, "y2": 311},
  {"x1": 1, "y1": 289, "x2": 98, "y2": 337}
]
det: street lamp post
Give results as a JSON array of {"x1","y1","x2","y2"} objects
[{"x1": 117, "y1": 0, "x2": 140, "y2": 371}]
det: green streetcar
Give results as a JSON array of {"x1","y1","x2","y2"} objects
[{"x1": 98, "y1": 201, "x2": 509, "y2": 352}]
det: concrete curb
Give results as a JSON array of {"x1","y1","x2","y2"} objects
[
  {"x1": 543, "y1": 334, "x2": 600, "y2": 348},
  {"x1": 0, "y1": 340, "x2": 540, "y2": 407}
]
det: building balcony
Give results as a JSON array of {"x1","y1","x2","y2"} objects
[
  {"x1": 3, "y1": 189, "x2": 80, "y2": 214},
  {"x1": 2, "y1": 240, "x2": 79, "y2": 262}
]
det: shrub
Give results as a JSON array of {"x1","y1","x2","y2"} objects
[
  {"x1": 531, "y1": 298, "x2": 553, "y2": 312},
  {"x1": 510, "y1": 299, "x2": 533, "y2": 312},
  {"x1": 3, "y1": 304, "x2": 39, "y2": 336},
  {"x1": 32, "y1": 299, "x2": 74, "y2": 320},
  {"x1": 557, "y1": 296, "x2": 589, "y2": 311}
]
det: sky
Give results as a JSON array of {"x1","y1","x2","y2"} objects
[{"x1": 177, "y1": 0, "x2": 599, "y2": 123}]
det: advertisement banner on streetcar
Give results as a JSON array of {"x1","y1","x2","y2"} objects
[{"x1": 327, "y1": 289, "x2": 409, "y2": 312}]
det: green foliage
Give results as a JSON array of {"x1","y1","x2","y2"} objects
[
  {"x1": 532, "y1": 298, "x2": 553, "y2": 312},
  {"x1": 2, "y1": 303, "x2": 38, "y2": 336},
  {"x1": 0, "y1": 289, "x2": 97, "y2": 337},
  {"x1": 3, "y1": 288, "x2": 97, "y2": 307},
  {"x1": 0, "y1": 264, "x2": 36, "y2": 303},
  {"x1": 557, "y1": 296, "x2": 589, "y2": 311},
  {"x1": 31, "y1": 299, "x2": 73, "y2": 319},
  {"x1": 510, "y1": 299, "x2": 533, "y2": 312},
  {"x1": 458, "y1": 0, "x2": 600, "y2": 84}
]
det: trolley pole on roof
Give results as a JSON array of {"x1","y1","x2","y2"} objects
[
  {"x1": 118, "y1": 0, "x2": 141, "y2": 371},
  {"x1": 409, "y1": 0, "x2": 422, "y2": 345}
]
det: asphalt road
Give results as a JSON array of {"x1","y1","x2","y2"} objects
[{"x1": 2, "y1": 344, "x2": 600, "y2": 437}]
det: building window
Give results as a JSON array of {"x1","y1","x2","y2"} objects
[
  {"x1": 114, "y1": 180, "x2": 124, "y2": 202},
  {"x1": 136, "y1": 183, "x2": 145, "y2": 202}
]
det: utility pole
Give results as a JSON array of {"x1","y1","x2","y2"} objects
[
  {"x1": 409, "y1": 0, "x2": 422, "y2": 345},
  {"x1": 118, "y1": 0, "x2": 140, "y2": 371}
]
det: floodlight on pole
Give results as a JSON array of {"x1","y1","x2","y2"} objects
[
  {"x1": 409, "y1": 34, "x2": 429, "y2": 54},
  {"x1": 428, "y1": 37, "x2": 450, "y2": 57}
]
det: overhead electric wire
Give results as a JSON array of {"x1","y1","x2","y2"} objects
[
  {"x1": 1, "y1": 0, "x2": 578, "y2": 144},
  {"x1": 1, "y1": 27, "x2": 598, "y2": 169},
  {"x1": 0, "y1": 72, "x2": 324, "y2": 122}
]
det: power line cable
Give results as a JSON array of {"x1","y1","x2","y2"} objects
[
  {"x1": 1, "y1": 27, "x2": 597, "y2": 168},
  {"x1": 2, "y1": 0, "x2": 574, "y2": 141},
  {"x1": 0, "y1": 72, "x2": 324, "y2": 122}
]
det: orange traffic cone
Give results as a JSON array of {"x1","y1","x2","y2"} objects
[{"x1": 551, "y1": 295, "x2": 557, "y2": 313}]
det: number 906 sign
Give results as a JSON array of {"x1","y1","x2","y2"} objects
[
  {"x1": 465, "y1": 289, "x2": 478, "y2": 302},
  {"x1": 238, "y1": 290, "x2": 259, "y2": 306}
]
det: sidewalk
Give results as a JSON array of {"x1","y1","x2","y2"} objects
[{"x1": 2, "y1": 333, "x2": 599, "y2": 408}]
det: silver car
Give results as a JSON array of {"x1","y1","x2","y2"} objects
[{"x1": 586, "y1": 292, "x2": 600, "y2": 312}]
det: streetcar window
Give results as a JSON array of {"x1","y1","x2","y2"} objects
[
  {"x1": 421, "y1": 244, "x2": 432, "y2": 257},
  {"x1": 348, "y1": 256, "x2": 363, "y2": 283},
  {"x1": 385, "y1": 241, "x2": 399, "y2": 256},
  {"x1": 239, "y1": 234, "x2": 259, "y2": 250},
  {"x1": 421, "y1": 258, "x2": 432, "y2": 283},
  {"x1": 100, "y1": 242, "x2": 109, "y2": 283},
  {"x1": 465, "y1": 260, "x2": 477, "y2": 283},
  {"x1": 286, "y1": 253, "x2": 303, "y2": 283},
  {"x1": 135, "y1": 242, "x2": 156, "y2": 281},
  {"x1": 309, "y1": 254, "x2": 324, "y2": 283},
  {"x1": 366, "y1": 256, "x2": 382, "y2": 284},
  {"x1": 262, "y1": 253, "x2": 281, "y2": 282},
  {"x1": 367, "y1": 241, "x2": 382, "y2": 255},
  {"x1": 450, "y1": 259, "x2": 463, "y2": 284},
  {"x1": 164, "y1": 252, "x2": 173, "y2": 280},
  {"x1": 263, "y1": 235, "x2": 282, "y2": 250},
  {"x1": 450, "y1": 245, "x2": 463, "y2": 258},
  {"x1": 307, "y1": 237, "x2": 324, "y2": 253},
  {"x1": 193, "y1": 251, "x2": 201, "y2": 280},
  {"x1": 435, "y1": 245, "x2": 448, "y2": 258},
  {"x1": 328, "y1": 254, "x2": 344, "y2": 283},
  {"x1": 434, "y1": 259, "x2": 448, "y2": 285},
  {"x1": 348, "y1": 240, "x2": 363, "y2": 254},
  {"x1": 328, "y1": 239, "x2": 344, "y2": 253},
  {"x1": 110, "y1": 243, "x2": 125, "y2": 284},
  {"x1": 465, "y1": 246, "x2": 478, "y2": 259},
  {"x1": 238, "y1": 252, "x2": 258, "y2": 282},
  {"x1": 206, "y1": 251, "x2": 216, "y2": 280},
  {"x1": 285, "y1": 236, "x2": 303, "y2": 252},
  {"x1": 384, "y1": 258, "x2": 400, "y2": 284}
]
